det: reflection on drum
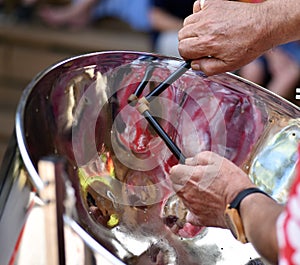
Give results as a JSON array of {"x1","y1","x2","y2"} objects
[{"x1": 1, "y1": 51, "x2": 299, "y2": 264}]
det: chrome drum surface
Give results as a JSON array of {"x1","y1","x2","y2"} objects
[{"x1": 12, "y1": 51, "x2": 300, "y2": 264}]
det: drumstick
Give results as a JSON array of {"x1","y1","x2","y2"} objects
[
  {"x1": 128, "y1": 59, "x2": 191, "y2": 164},
  {"x1": 145, "y1": 60, "x2": 191, "y2": 102},
  {"x1": 127, "y1": 63, "x2": 156, "y2": 105},
  {"x1": 128, "y1": 60, "x2": 191, "y2": 104},
  {"x1": 136, "y1": 98, "x2": 186, "y2": 164}
]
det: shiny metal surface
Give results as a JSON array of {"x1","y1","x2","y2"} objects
[
  {"x1": 13, "y1": 51, "x2": 300, "y2": 264},
  {"x1": 249, "y1": 119, "x2": 300, "y2": 203},
  {"x1": 0, "y1": 135, "x2": 33, "y2": 265}
]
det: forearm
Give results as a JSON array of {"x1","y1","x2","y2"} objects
[
  {"x1": 262, "y1": 0, "x2": 300, "y2": 47},
  {"x1": 240, "y1": 193, "x2": 284, "y2": 264}
]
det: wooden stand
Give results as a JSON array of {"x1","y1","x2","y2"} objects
[{"x1": 38, "y1": 157, "x2": 66, "y2": 265}]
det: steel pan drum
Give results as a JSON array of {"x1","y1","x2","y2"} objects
[{"x1": 1, "y1": 51, "x2": 300, "y2": 264}]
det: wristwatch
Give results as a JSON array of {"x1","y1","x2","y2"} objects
[{"x1": 224, "y1": 187, "x2": 270, "y2": 243}]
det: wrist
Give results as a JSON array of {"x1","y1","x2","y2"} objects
[
  {"x1": 224, "y1": 187, "x2": 270, "y2": 243},
  {"x1": 239, "y1": 192, "x2": 283, "y2": 263},
  {"x1": 240, "y1": 191, "x2": 283, "y2": 243}
]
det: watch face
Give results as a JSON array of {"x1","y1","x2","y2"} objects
[{"x1": 224, "y1": 205, "x2": 248, "y2": 243}]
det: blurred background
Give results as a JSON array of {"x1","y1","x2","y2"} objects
[{"x1": 0, "y1": 0, "x2": 153, "y2": 163}]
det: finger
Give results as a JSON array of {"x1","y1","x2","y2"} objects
[
  {"x1": 169, "y1": 164, "x2": 194, "y2": 187},
  {"x1": 193, "y1": 1, "x2": 201, "y2": 13},
  {"x1": 178, "y1": 36, "x2": 208, "y2": 59},
  {"x1": 191, "y1": 57, "x2": 229, "y2": 76},
  {"x1": 194, "y1": 0, "x2": 207, "y2": 12},
  {"x1": 185, "y1": 151, "x2": 214, "y2": 166},
  {"x1": 185, "y1": 156, "x2": 207, "y2": 166},
  {"x1": 199, "y1": 0, "x2": 206, "y2": 9},
  {"x1": 169, "y1": 164, "x2": 204, "y2": 194}
]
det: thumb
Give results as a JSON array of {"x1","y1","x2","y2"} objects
[{"x1": 169, "y1": 164, "x2": 194, "y2": 191}]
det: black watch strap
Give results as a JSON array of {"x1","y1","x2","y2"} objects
[{"x1": 228, "y1": 187, "x2": 271, "y2": 212}]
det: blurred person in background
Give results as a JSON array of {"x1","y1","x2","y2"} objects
[
  {"x1": 9, "y1": 0, "x2": 152, "y2": 33},
  {"x1": 239, "y1": 41, "x2": 300, "y2": 102},
  {"x1": 37, "y1": 0, "x2": 152, "y2": 31},
  {"x1": 37, "y1": 0, "x2": 97, "y2": 28},
  {"x1": 4, "y1": 0, "x2": 69, "y2": 21},
  {"x1": 148, "y1": 0, "x2": 195, "y2": 57}
]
